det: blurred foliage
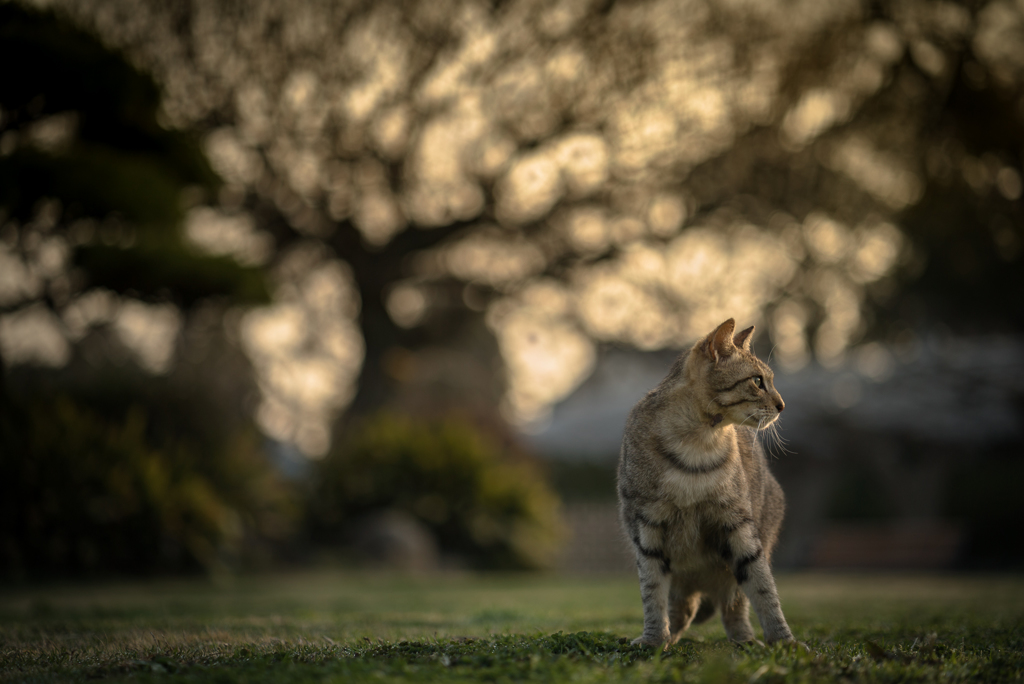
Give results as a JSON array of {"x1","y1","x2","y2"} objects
[
  {"x1": 310, "y1": 413, "x2": 564, "y2": 570},
  {"x1": 0, "y1": 5, "x2": 276, "y2": 572},
  {"x1": 2, "y1": 0, "x2": 1023, "y2": 445},
  {"x1": 0, "y1": 0, "x2": 1020, "y2": 577},
  {"x1": 898, "y1": 71, "x2": 1024, "y2": 335},
  {"x1": 21, "y1": 0, "x2": 1021, "y2": 439},
  {"x1": 0, "y1": 392, "x2": 297, "y2": 579},
  {"x1": 0, "y1": 4, "x2": 213, "y2": 186},
  {"x1": 0, "y1": 3, "x2": 268, "y2": 309},
  {"x1": 74, "y1": 242, "x2": 270, "y2": 308}
]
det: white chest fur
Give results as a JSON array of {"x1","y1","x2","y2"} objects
[{"x1": 660, "y1": 463, "x2": 731, "y2": 508}]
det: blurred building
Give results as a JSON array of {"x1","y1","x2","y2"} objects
[{"x1": 532, "y1": 335, "x2": 1024, "y2": 572}]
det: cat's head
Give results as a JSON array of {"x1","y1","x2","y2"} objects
[{"x1": 689, "y1": 318, "x2": 785, "y2": 430}]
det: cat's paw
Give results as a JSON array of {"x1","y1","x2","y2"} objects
[
  {"x1": 767, "y1": 638, "x2": 811, "y2": 653},
  {"x1": 732, "y1": 638, "x2": 765, "y2": 649},
  {"x1": 630, "y1": 635, "x2": 668, "y2": 650},
  {"x1": 789, "y1": 640, "x2": 812, "y2": 654}
]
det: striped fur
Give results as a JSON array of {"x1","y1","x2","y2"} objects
[{"x1": 617, "y1": 319, "x2": 796, "y2": 647}]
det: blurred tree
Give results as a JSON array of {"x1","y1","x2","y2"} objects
[
  {"x1": 0, "y1": 3, "x2": 269, "y2": 387},
  {"x1": 6, "y1": 0, "x2": 1024, "y2": 455},
  {"x1": 0, "y1": 5, "x2": 291, "y2": 578}
]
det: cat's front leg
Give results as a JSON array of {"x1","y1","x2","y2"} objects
[
  {"x1": 627, "y1": 515, "x2": 672, "y2": 647},
  {"x1": 631, "y1": 552, "x2": 671, "y2": 647},
  {"x1": 720, "y1": 525, "x2": 794, "y2": 644},
  {"x1": 733, "y1": 550, "x2": 793, "y2": 643}
]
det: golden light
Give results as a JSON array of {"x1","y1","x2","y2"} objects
[
  {"x1": 803, "y1": 213, "x2": 851, "y2": 265},
  {"x1": 185, "y1": 208, "x2": 273, "y2": 266},
  {"x1": 354, "y1": 187, "x2": 405, "y2": 247},
  {"x1": 496, "y1": 150, "x2": 564, "y2": 225},
  {"x1": 205, "y1": 127, "x2": 262, "y2": 186},
  {"x1": 487, "y1": 281, "x2": 596, "y2": 428},
  {"x1": 0, "y1": 245, "x2": 41, "y2": 306},
  {"x1": 827, "y1": 136, "x2": 923, "y2": 210},
  {"x1": 850, "y1": 221, "x2": 903, "y2": 284},
  {"x1": 610, "y1": 103, "x2": 679, "y2": 174},
  {"x1": 781, "y1": 88, "x2": 850, "y2": 148},
  {"x1": 62, "y1": 289, "x2": 118, "y2": 341},
  {"x1": 974, "y1": 0, "x2": 1024, "y2": 87},
  {"x1": 241, "y1": 258, "x2": 364, "y2": 457},
  {"x1": 996, "y1": 167, "x2": 1023, "y2": 200},
  {"x1": 113, "y1": 300, "x2": 182, "y2": 374},
  {"x1": 442, "y1": 227, "x2": 546, "y2": 289},
  {"x1": 564, "y1": 207, "x2": 609, "y2": 255},
  {"x1": 0, "y1": 304, "x2": 69, "y2": 368},
  {"x1": 771, "y1": 299, "x2": 811, "y2": 371},
  {"x1": 555, "y1": 133, "x2": 610, "y2": 198},
  {"x1": 36, "y1": 0, "x2": 965, "y2": 450},
  {"x1": 407, "y1": 97, "x2": 488, "y2": 226},
  {"x1": 646, "y1": 195, "x2": 687, "y2": 239},
  {"x1": 576, "y1": 265, "x2": 677, "y2": 350},
  {"x1": 386, "y1": 283, "x2": 428, "y2": 329},
  {"x1": 370, "y1": 104, "x2": 412, "y2": 160},
  {"x1": 489, "y1": 217, "x2": 814, "y2": 424},
  {"x1": 856, "y1": 341, "x2": 897, "y2": 382},
  {"x1": 809, "y1": 268, "x2": 862, "y2": 368}
]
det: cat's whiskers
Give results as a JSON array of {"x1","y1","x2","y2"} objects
[
  {"x1": 767, "y1": 425, "x2": 779, "y2": 457},
  {"x1": 762, "y1": 419, "x2": 793, "y2": 459}
]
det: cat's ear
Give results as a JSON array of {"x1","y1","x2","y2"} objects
[
  {"x1": 733, "y1": 325, "x2": 755, "y2": 352},
  {"x1": 703, "y1": 318, "x2": 736, "y2": 363}
]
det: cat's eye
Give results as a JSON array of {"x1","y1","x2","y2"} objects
[{"x1": 753, "y1": 375, "x2": 763, "y2": 388}]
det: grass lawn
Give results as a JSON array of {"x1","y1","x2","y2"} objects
[{"x1": 1, "y1": 571, "x2": 1022, "y2": 682}]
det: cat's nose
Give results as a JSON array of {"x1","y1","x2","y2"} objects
[{"x1": 776, "y1": 401, "x2": 785, "y2": 413}]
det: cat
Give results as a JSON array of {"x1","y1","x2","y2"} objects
[{"x1": 617, "y1": 318, "x2": 796, "y2": 648}]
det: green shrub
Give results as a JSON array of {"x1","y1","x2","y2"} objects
[
  {"x1": 309, "y1": 413, "x2": 564, "y2": 570},
  {"x1": 0, "y1": 396, "x2": 296, "y2": 578}
]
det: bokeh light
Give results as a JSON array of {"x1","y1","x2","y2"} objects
[{"x1": 2, "y1": 0, "x2": 1022, "y2": 444}]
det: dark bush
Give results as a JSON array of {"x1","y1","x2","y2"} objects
[
  {"x1": 0, "y1": 395, "x2": 296, "y2": 579},
  {"x1": 309, "y1": 412, "x2": 564, "y2": 570}
]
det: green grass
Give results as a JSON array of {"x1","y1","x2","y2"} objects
[{"x1": 1, "y1": 572, "x2": 1022, "y2": 682}]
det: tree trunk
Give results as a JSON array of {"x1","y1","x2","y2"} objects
[
  {"x1": 332, "y1": 216, "x2": 481, "y2": 426},
  {"x1": 345, "y1": 272, "x2": 401, "y2": 420}
]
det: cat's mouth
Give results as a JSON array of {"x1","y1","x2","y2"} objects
[{"x1": 752, "y1": 410, "x2": 780, "y2": 430}]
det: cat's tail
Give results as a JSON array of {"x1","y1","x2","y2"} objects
[{"x1": 692, "y1": 598, "x2": 716, "y2": 624}]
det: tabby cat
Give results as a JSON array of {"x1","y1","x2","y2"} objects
[{"x1": 617, "y1": 318, "x2": 796, "y2": 647}]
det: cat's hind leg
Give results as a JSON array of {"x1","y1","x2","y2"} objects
[
  {"x1": 720, "y1": 586, "x2": 758, "y2": 644},
  {"x1": 667, "y1": 587, "x2": 702, "y2": 644},
  {"x1": 692, "y1": 597, "x2": 716, "y2": 624}
]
